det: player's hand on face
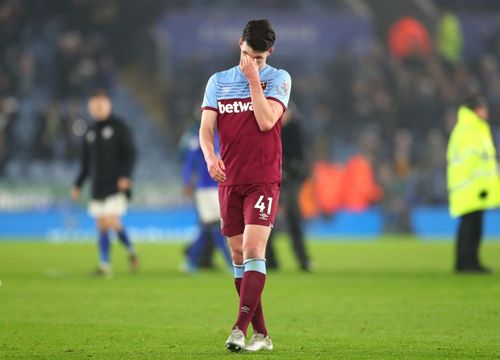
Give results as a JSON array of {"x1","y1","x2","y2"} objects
[
  {"x1": 207, "y1": 156, "x2": 226, "y2": 182},
  {"x1": 117, "y1": 177, "x2": 131, "y2": 191},
  {"x1": 240, "y1": 55, "x2": 259, "y2": 82},
  {"x1": 71, "y1": 186, "x2": 80, "y2": 201}
]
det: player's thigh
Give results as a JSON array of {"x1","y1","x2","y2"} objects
[
  {"x1": 218, "y1": 186, "x2": 245, "y2": 237},
  {"x1": 228, "y1": 234, "x2": 244, "y2": 264},
  {"x1": 243, "y1": 224, "x2": 271, "y2": 260},
  {"x1": 107, "y1": 215, "x2": 122, "y2": 231},
  {"x1": 96, "y1": 216, "x2": 110, "y2": 231}
]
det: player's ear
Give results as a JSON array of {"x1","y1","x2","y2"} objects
[
  {"x1": 239, "y1": 38, "x2": 243, "y2": 48},
  {"x1": 268, "y1": 47, "x2": 274, "y2": 56}
]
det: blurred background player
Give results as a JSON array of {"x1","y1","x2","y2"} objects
[
  {"x1": 266, "y1": 102, "x2": 312, "y2": 271},
  {"x1": 180, "y1": 124, "x2": 216, "y2": 269},
  {"x1": 71, "y1": 90, "x2": 137, "y2": 276},
  {"x1": 447, "y1": 94, "x2": 500, "y2": 274},
  {"x1": 200, "y1": 19, "x2": 291, "y2": 352},
  {"x1": 180, "y1": 124, "x2": 232, "y2": 272}
]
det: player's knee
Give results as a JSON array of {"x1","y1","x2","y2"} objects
[
  {"x1": 97, "y1": 225, "x2": 109, "y2": 232},
  {"x1": 244, "y1": 245, "x2": 265, "y2": 260},
  {"x1": 231, "y1": 248, "x2": 244, "y2": 264}
]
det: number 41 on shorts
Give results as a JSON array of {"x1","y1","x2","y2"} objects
[{"x1": 254, "y1": 195, "x2": 273, "y2": 215}]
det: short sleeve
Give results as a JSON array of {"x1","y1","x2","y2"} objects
[
  {"x1": 267, "y1": 70, "x2": 292, "y2": 109},
  {"x1": 201, "y1": 74, "x2": 218, "y2": 111}
]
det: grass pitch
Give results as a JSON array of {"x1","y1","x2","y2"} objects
[{"x1": 1, "y1": 237, "x2": 499, "y2": 359}]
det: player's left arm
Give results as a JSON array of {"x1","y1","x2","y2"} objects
[
  {"x1": 249, "y1": 82, "x2": 284, "y2": 132},
  {"x1": 241, "y1": 56, "x2": 291, "y2": 132}
]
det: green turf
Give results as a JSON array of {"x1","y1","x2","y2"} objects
[{"x1": 1, "y1": 237, "x2": 500, "y2": 359}]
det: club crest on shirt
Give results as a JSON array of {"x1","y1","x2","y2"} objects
[
  {"x1": 277, "y1": 80, "x2": 289, "y2": 96},
  {"x1": 260, "y1": 81, "x2": 267, "y2": 90},
  {"x1": 102, "y1": 126, "x2": 114, "y2": 139}
]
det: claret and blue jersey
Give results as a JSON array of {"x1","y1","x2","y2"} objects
[{"x1": 201, "y1": 64, "x2": 292, "y2": 186}]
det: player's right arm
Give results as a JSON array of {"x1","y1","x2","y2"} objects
[
  {"x1": 199, "y1": 110, "x2": 226, "y2": 183},
  {"x1": 199, "y1": 74, "x2": 226, "y2": 183}
]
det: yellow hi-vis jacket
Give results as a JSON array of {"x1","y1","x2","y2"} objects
[{"x1": 447, "y1": 106, "x2": 500, "y2": 217}]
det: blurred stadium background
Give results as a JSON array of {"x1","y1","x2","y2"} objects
[
  {"x1": 1, "y1": 0, "x2": 500, "y2": 240},
  {"x1": 1, "y1": 1, "x2": 500, "y2": 359}
]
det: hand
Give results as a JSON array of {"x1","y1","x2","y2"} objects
[
  {"x1": 239, "y1": 55, "x2": 259, "y2": 83},
  {"x1": 71, "y1": 187, "x2": 80, "y2": 201},
  {"x1": 183, "y1": 185, "x2": 194, "y2": 197},
  {"x1": 118, "y1": 177, "x2": 131, "y2": 191},
  {"x1": 206, "y1": 155, "x2": 226, "y2": 183}
]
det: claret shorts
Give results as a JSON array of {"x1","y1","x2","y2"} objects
[{"x1": 218, "y1": 183, "x2": 280, "y2": 237}]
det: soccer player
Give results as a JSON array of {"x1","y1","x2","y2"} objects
[
  {"x1": 181, "y1": 126, "x2": 232, "y2": 272},
  {"x1": 71, "y1": 90, "x2": 137, "y2": 276},
  {"x1": 199, "y1": 19, "x2": 291, "y2": 352}
]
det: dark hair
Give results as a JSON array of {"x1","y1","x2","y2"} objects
[
  {"x1": 90, "y1": 89, "x2": 110, "y2": 99},
  {"x1": 463, "y1": 93, "x2": 487, "y2": 110},
  {"x1": 242, "y1": 19, "x2": 276, "y2": 52}
]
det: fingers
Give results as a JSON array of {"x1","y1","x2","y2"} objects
[
  {"x1": 119, "y1": 182, "x2": 129, "y2": 191},
  {"x1": 117, "y1": 178, "x2": 131, "y2": 191},
  {"x1": 240, "y1": 55, "x2": 259, "y2": 82},
  {"x1": 183, "y1": 185, "x2": 194, "y2": 197},
  {"x1": 209, "y1": 162, "x2": 226, "y2": 182},
  {"x1": 239, "y1": 56, "x2": 248, "y2": 69},
  {"x1": 71, "y1": 188, "x2": 80, "y2": 201},
  {"x1": 210, "y1": 167, "x2": 226, "y2": 182},
  {"x1": 218, "y1": 158, "x2": 225, "y2": 170},
  {"x1": 239, "y1": 54, "x2": 252, "y2": 69}
]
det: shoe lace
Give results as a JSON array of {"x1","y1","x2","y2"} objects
[
  {"x1": 250, "y1": 333, "x2": 265, "y2": 342},
  {"x1": 231, "y1": 328, "x2": 244, "y2": 338}
]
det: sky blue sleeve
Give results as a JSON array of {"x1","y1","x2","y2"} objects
[
  {"x1": 268, "y1": 70, "x2": 292, "y2": 108},
  {"x1": 201, "y1": 74, "x2": 218, "y2": 110}
]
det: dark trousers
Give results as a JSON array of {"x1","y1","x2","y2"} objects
[
  {"x1": 185, "y1": 231, "x2": 215, "y2": 268},
  {"x1": 455, "y1": 211, "x2": 483, "y2": 270},
  {"x1": 266, "y1": 179, "x2": 310, "y2": 269}
]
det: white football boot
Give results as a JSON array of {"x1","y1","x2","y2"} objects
[
  {"x1": 94, "y1": 263, "x2": 112, "y2": 277},
  {"x1": 245, "y1": 333, "x2": 273, "y2": 352},
  {"x1": 225, "y1": 328, "x2": 245, "y2": 352}
]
